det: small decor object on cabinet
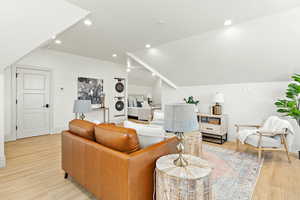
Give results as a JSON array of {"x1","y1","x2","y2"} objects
[
  {"x1": 212, "y1": 92, "x2": 224, "y2": 115},
  {"x1": 184, "y1": 96, "x2": 200, "y2": 105},
  {"x1": 199, "y1": 113, "x2": 228, "y2": 144},
  {"x1": 156, "y1": 154, "x2": 213, "y2": 200},
  {"x1": 184, "y1": 96, "x2": 200, "y2": 112}
]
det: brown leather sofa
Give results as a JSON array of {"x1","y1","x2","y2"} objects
[{"x1": 62, "y1": 119, "x2": 178, "y2": 200}]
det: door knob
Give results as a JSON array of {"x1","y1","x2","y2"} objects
[{"x1": 43, "y1": 104, "x2": 50, "y2": 108}]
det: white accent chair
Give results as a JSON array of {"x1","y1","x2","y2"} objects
[{"x1": 235, "y1": 117, "x2": 295, "y2": 163}]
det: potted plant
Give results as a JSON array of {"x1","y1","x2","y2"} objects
[
  {"x1": 275, "y1": 73, "x2": 300, "y2": 158},
  {"x1": 184, "y1": 96, "x2": 200, "y2": 112}
]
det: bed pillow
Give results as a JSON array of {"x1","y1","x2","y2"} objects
[
  {"x1": 153, "y1": 110, "x2": 164, "y2": 121},
  {"x1": 123, "y1": 120, "x2": 166, "y2": 148},
  {"x1": 136, "y1": 101, "x2": 143, "y2": 107}
]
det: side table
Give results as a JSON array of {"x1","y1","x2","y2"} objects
[{"x1": 156, "y1": 154, "x2": 212, "y2": 200}]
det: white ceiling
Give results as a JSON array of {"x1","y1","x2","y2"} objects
[
  {"x1": 0, "y1": 0, "x2": 88, "y2": 70},
  {"x1": 127, "y1": 66, "x2": 157, "y2": 86},
  {"x1": 47, "y1": 0, "x2": 300, "y2": 64},
  {"x1": 134, "y1": 7, "x2": 300, "y2": 86},
  {"x1": 44, "y1": 0, "x2": 300, "y2": 86}
]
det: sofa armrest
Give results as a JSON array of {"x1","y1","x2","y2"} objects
[{"x1": 126, "y1": 137, "x2": 178, "y2": 200}]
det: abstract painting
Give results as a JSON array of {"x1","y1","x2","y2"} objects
[{"x1": 77, "y1": 77, "x2": 104, "y2": 105}]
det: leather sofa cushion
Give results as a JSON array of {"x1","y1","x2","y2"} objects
[
  {"x1": 69, "y1": 119, "x2": 96, "y2": 140},
  {"x1": 95, "y1": 124, "x2": 140, "y2": 154}
]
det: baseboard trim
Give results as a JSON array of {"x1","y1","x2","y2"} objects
[
  {"x1": 5, "y1": 134, "x2": 16, "y2": 142},
  {"x1": 0, "y1": 155, "x2": 6, "y2": 168}
]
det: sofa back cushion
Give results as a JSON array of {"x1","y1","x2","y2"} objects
[
  {"x1": 69, "y1": 119, "x2": 96, "y2": 140},
  {"x1": 95, "y1": 124, "x2": 140, "y2": 154}
]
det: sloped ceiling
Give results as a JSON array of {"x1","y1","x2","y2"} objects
[
  {"x1": 134, "y1": 7, "x2": 300, "y2": 86},
  {"x1": 0, "y1": 0, "x2": 89, "y2": 70},
  {"x1": 127, "y1": 66, "x2": 157, "y2": 87},
  {"x1": 48, "y1": 0, "x2": 300, "y2": 64},
  {"x1": 43, "y1": 0, "x2": 300, "y2": 86}
]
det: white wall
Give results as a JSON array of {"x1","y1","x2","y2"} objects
[
  {"x1": 4, "y1": 48, "x2": 126, "y2": 140},
  {"x1": 0, "y1": 72, "x2": 5, "y2": 167},
  {"x1": 162, "y1": 81, "x2": 300, "y2": 152},
  {"x1": 127, "y1": 84, "x2": 152, "y2": 96},
  {"x1": 152, "y1": 78, "x2": 162, "y2": 106}
]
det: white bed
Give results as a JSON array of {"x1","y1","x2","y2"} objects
[{"x1": 127, "y1": 107, "x2": 152, "y2": 121}]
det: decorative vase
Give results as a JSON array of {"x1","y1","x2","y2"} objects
[{"x1": 212, "y1": 103, "x2": 222, "y2": 115}]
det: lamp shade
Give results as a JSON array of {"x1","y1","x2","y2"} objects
[
  {"x1": 214, "y1": 92, "x2": 224, "y2": 103},
  {"x1": 164, "y1": 103, "x2": 199, "y2": 132},
  {"x1": 73, "y1": 100, "x2": 92, "y2": 113}
]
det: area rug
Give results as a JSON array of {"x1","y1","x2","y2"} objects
[{"x1": 202, "y1": 144, "x2": 263, "y2": 200}]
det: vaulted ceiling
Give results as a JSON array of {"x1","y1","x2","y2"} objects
[
  {"x1": 46, "y1": 0, "x2": 300, "y2": 86},
  {"x1": 0, "y1": 0, "x2": 88, "y2": 70},
  {"x1": 134, "y1": 7, "x2": 300, "y2": 86}
]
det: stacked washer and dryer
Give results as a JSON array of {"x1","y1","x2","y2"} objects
[{"x1": 112, "y1": 78, "x2": 127, "y2": 122}]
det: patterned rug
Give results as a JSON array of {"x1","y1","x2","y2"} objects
[{"x1": 202, "y1": 144, "x2": 263, "y2": 200}]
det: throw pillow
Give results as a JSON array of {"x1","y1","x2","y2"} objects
[{"x1": 123, "y1": 120, "x2": 166, "y2": 148}]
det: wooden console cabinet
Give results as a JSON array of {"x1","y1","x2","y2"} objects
[{"x1": 198, "y1": 113, "x2": 228, "y2": 144}]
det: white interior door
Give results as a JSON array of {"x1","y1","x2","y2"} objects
[{"x1": 16, "y1": 68, "x2": 51, "y2": 139}]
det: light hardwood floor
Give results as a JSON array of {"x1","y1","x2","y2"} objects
[{"x1": 0, "y1": 133, "x2": 299, "y2": 200}]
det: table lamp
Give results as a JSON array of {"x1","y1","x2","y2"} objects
[
  {"x1": 73, "y1": 100, "x2": 92, "y2": 120},
  {"x1": 164, "y1": 103, "x2": 199, "y2": 167}
]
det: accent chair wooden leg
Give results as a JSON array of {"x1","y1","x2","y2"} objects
[
  {"x1": 64, "y1": 172, "x2": 68, "y2": 179},
  {"x1": 258, "y1": 149, "x2": 262, "y2": 161},
  {"x1": 282, "y1": 135, "x2": 291, "y2": 163},
  {"x1": 258, "y1": 134, "x2": 263, "y2": 162}
]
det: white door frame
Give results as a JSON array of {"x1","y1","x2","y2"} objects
[{"x1": 7, "y1": 65, "x2": 54, "y2": 141}]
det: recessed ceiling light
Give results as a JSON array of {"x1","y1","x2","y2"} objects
[
  {"x1": 152, "y1": 72, "x2": 156, "y2": 76},
  {"x1": 112, "y1": 54, "x2": 117, "y2": 58},
  {"x1": 145, "y1": 44, "x2": 151, "y2": 49},
  {"x1": 157, "y1": 20, "x2": 166, "y2": 24},
  {"x1": 84, "y1": 19, "x2": 93, "y2": 26},
  {"x1": 55, "y1": 40, "x2": 62, "y2": 44},
  {"x1": 224, "y1": 20, "x2": 232, "y2": 26},
  {"x1": 51, "y1": 35, "x2": 56, "y2": 40},
  {"x1": 126, "y1": 68, "x2": 131, "y2": 72}
]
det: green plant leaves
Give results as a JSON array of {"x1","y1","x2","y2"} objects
[
  {"x1": 183, "y1": 96, "x2": 199, "y2": 105},
  {"x1": 292, "y1": 74, "x2": 300, "y2": 83},
  {"x1": 275, "y1": 73, "x2": 300, "y2": 122},
  {"x1": 277, "y1": 109, "x2": 288, "y2": 113}
]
